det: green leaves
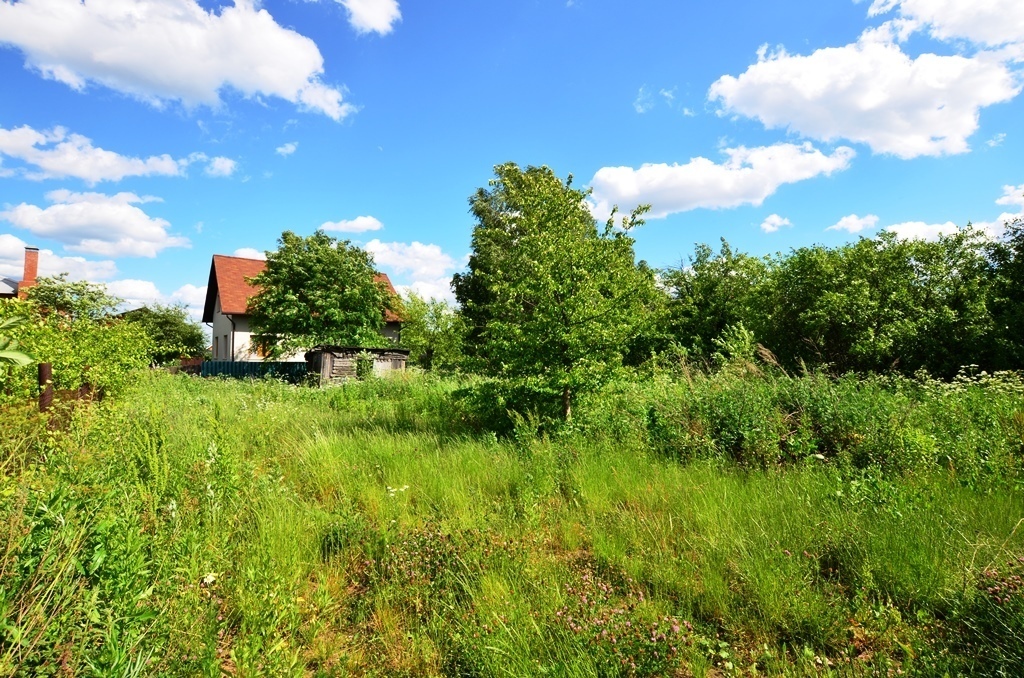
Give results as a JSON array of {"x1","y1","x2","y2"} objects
[
  {"x1": 0, "y1": 298, "x2": 151, "y2": 406},
  {"x1": 121, "y1": 304, "x2": 206, "y2": 365},
  {"x1": 454, "y1": 163, "x2": 658, "y2": 418},
  {"x1": 0, "y1": 315, "x2": 33, "y2": 367},
  {"x1": 247, "y1": 230, "x2": 395, "y2": 358}
]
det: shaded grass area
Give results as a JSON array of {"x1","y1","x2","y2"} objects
[{"x1": 1, "y1": 371, "x2": 1023, "y2": 676}]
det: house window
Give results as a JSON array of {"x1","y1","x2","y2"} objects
[
  {"x1": 224, "y1": 335, "x2": 230, "y2": 360},
  {"x1": 214, "y1": 336, "x2": 219, "y2": 359}
]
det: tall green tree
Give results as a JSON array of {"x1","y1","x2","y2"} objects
[
  {"x1": 453, "y1": 163, "x2": 657, "y2": 420},
  {"x1": 121, "y1": 304, "x2": 207, "y2": 365},
  {"x1": 248, "y1": 230, "x2": 395, "y2": 357},
  {"x1": 398, "y1": 292, "x2": 465, "y2": 371}
]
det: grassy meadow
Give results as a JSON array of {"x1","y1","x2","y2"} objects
[{"x1": 2, "y1": 369, "x2": 1023, "y2": 676}]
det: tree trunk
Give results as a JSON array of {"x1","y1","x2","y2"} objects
[{"x1": 562, "y1": 386, "x2": 572, "y2": 422}]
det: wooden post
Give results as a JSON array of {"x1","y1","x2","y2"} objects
[{"x1": 38, "y1": 362, "x2": 53, "y2": 412}]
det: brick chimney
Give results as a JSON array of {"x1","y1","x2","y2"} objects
[{"x1": 17, "y1": 247, "x2": 39, "y2": 299}]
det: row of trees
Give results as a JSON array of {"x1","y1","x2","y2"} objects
[
  {"x1": 408, "y1": 164, "x2": 1024, "y2": 417},
  {"x1": 247, "y1": 163, "x2": 1024, "y2": 419},
  {"x1": 663, "y1": 226, "x2": 1024, "y2": 377}
]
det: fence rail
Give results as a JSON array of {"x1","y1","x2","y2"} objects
[{"x1": 194, "y1": 360, "x2": 308, "y2": 382}]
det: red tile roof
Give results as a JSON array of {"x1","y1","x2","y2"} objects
[{"x1": 201, "y1": 254, "x2": 402, "y2": 323}]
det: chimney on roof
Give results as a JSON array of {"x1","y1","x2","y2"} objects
[{"x1": 18, "y1": 247, "x2": 39, "y2": 299}]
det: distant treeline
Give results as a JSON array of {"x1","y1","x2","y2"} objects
[{"x1": 652, "y1": 221, "x2": 1024, "y2": 378}]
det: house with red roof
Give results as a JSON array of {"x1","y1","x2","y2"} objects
[{"x1": 200, "y1": 253, "x2": 402, "y2": 362}]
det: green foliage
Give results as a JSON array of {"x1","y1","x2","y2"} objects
[
  {"x1": 0, "y1": 316, "x2": 33, "y2": 366},
  {"x1": 397, "y1": 292, "x2": 465, "y2": 371},
  {"x1": 988, "y1": 216, "x2": 1024, "y2": 369},
  {"x1": 120, "y1": 304, "x2": 206, "y2": 365},
  {"x1": 662, "y1": 239, "x2": 768, "y2": 363},
  {"x1": 1, "y1": 372, "x2": 1021, "y2": 674},
  {"x1": 355, "y1": 349, "x2": 375, "y2": 380},
  {"x1": 0, "y1": 298, "x2": 152, "y2": 406},
  {"x1": 664, "y1": 228, "x2": 997, "y2": 377},
  {"x1": 25, "y1": 273, "x2": 121, "y2": 320},
  {"x1": 453, "y1": 162, "x2": 659, "y2": 419},
  {"x1": 248, "y1": 230, "x2": 395, "y2": 357}
]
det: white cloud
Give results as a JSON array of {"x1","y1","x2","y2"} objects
[
  {"x1": 364, "y1": 239, "x2": 458, "y2": 302},
  {"x1": 337, "y1": 0, "x2": 402, "y2": 35},
  {"x1": 970, "y1": 183, "x2": 1024, "y2": 238},
  {"x1": 868, "y1": 0, "x2": 1024, "y2": 49},
  {"x1": 884, "y1": 220, "x2": 960, "y2": 240},
  {"x1": 633, "y1": 86, "x2": 655, "y2": 114},
  {"x1": 232, "y1": 247, "x2": 266, "y2": 260},
  {"x1": 0, "y1": 0, "x2": 354, "y2": 121},
  {"x1": 709, "y1": 32, "x2": 1020, "y2": 158},
  {"x1": 588, "y1": 142, "x2": 855, "y2": 219},
  {"x1": 987, "y1": 133, "x2": 1007, "y2": 147},
  {"x1": 0, "y1": 124, "x2": 183, "y2": 183},
  {"x1": 995, "y1": 183, "x2": 1024, "y2": 209},
  {"x1": 1, "y1": 190, "x2": 189, "y2": 258},
  {"x1": 0, "y1": 232, "x2": 119, "y2": 280},
  {"x1": 204, "y1": 156, "x2": 236, "y2": 177},
  {"x1": 760, "y1": 214, "x2": 792, "y2": 233},
  {"x1": 104, "y1": 279, "x2": 207, "y2": 320},
  {"x1": 169, "y1": 283, "x2": 208, "y2": 308},
  {"x1": 827, "y1": 213, "x2": 880, "y2": 233},
  {"x1": 105, "y1": 278, "x2": 163, "y2": 307},
  {"x1": 321, "y1": 215, "x2": 384, "y2": 233},
  {"x1": 276, "y1": 142, "x2": 298, "y2": 156}
]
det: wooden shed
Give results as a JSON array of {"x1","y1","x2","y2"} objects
[{"x1": 305, "y1": 346, "x2": 410, "y2": 384}]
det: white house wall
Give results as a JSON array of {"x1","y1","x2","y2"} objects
[{"x1": 211, "y1": 291, "x2": 399, "y2": 363}]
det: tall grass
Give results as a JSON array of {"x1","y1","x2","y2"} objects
[{"x1": 1, "y1": 370, "x2": 1022, "y2": 675}]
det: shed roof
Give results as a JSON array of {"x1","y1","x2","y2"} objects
[
  {"x1": 0, "y1": 277, "x2": 17, "y2": 297},
  {"x1": 201, "y1": 254, "x2": 401, "y2": 323}
]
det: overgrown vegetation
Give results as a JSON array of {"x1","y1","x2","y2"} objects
[
  {"x1": 1, "y1": 370, "x2": 1021, "y2": 675},
  {"x1": 663, "y1": 218, "x2": 1024, "y2": 378},
  {"x1": 3, "y1": 167, "x2": 1024, "y2": 675}
]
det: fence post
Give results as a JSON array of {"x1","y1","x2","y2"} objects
[{"x1": 38, "y1": 362, "x2": 53, "y2": 412}]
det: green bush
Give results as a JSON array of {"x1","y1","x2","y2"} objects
[{"x1": 0, "y1": 298, "x2": 152, "y2": 408}]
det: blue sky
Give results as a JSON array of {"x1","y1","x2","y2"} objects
[{"x1": 1, "y1": 0, "x2": 1022, "y2": 316}]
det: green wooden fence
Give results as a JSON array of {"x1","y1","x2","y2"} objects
[{"x1": 199, "y1": 360, "x2": 307, "y2": 382}]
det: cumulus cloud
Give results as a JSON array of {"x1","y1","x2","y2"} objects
[
  {"x1": 868, "y1": 0, "x2": 1024, "y2": 49},
  {"x1": 827, "y1": 214, "x2": 880, "y2": 233},
  {"x1": 709, "y1": 33, "x2": 1020, "y2": 158},
  {"x1": 321, "y1": 215, "x2": 384, "y2": 233},
  {"x1": 276, "y1": 142, "x2": 298, "y2": 156},
  {"x1": 1, "y1": 190, "x2": 189, "y2": 257},
  {"x1": 0, "y1": 232, "x2": 118, "y2": 280},
  {"x1": 232, "y1": 247, "x2": 266, "y2": 260},
  {"x1": 203, "y1": 156, "x2": 237, "y2": 177},
  {"x1": 337, "y1": 0, "x2": 402, "y2": 35},
  {"x1": 760, "y1": 214, "x2": 792, "y2": 233},
  {"x1": 104, "y1": 279, "x2": 208, "y2": 319},
  {"x1": 588, "y1": 142, "x2": 855, "y2": 219},
  {"x1": 996, "y1": 183, "x2": 1024, "y2": 209},
  {"x1": 0, "y1": 124, "x2": 185, "y2": 183},
  {"x1": 364, "y1": 239, "x2": 459, "y2": 301},
  {"x1": 0, "y1": 0, "x2": 354, "y2": 120}
]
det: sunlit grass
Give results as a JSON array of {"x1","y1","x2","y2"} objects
[{"x1": 1, "y1": 371, "x2": 1022, "y2": 675}]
